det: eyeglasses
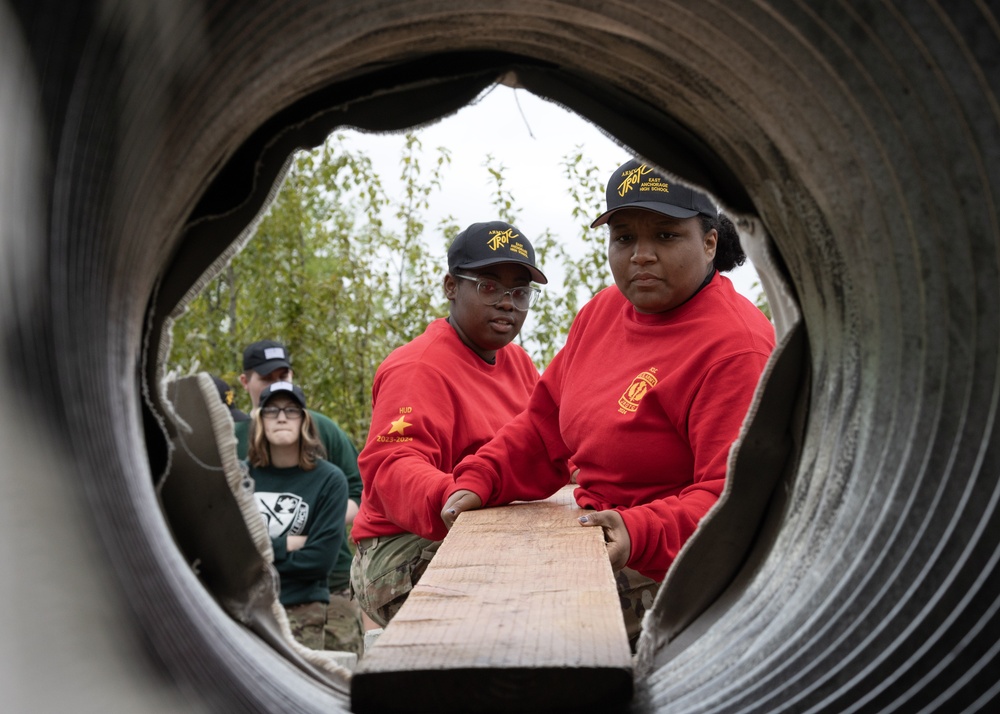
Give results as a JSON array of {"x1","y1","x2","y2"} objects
[
  {"x1": 261, "y1": 406, "x2": 304, "y2": 420},
  {"x1": 454, "y1": 274, "x2": 540, "y2": 311}
]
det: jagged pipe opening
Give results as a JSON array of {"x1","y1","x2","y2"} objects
[{"x1": 145, "y1": 52, "x2": 800, "y2": 700}]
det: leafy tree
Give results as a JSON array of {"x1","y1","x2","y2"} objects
[
  {"x1": 168, "y1": 133, "x2": 457, "y2": 446},
  {"x1": 524, "y1": 149, "x2": 612, "y2": 365}
]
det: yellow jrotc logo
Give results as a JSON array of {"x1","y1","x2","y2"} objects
[
  {"x1": 617, "y1": 163, "x2": 653, "y2": 196},
  {"x1": 486, "y1": 227, "x2": 518, "y2": 251},
  {"x1": 618, "y1": 368, "x2": 658, "y2": 415}
]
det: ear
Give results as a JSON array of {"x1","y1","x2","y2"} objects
[
  {"x1": 238, "y1": 373, "x2": 250, "y2": 390},
  {"x1": 443, "y1": 273, "x2": 458, "y2": 300},
  {"x1": 703, "y1": 228, "x2": 718, "y2": 260}
]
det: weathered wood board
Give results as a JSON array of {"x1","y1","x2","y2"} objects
[{"x1": 351, "y1": 486, "x2": 633, "y2": 713}]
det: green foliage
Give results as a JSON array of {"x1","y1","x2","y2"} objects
[
  {"x1": 483, "y1": 154, "x2": 520, "y2": 225},
  {"x1": 168, "y1": 135, "x2": 611, "y2": 448},
  {"x1": 752, "y1": 280, "x2": 772, "y2": 321},
  {"x1": 169, "y1": 133, "x2": 457, "y2": 445},
  {"x1": 523, "y1": 148, "x2": 612, "y2": 366}
]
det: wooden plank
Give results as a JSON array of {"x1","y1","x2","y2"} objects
[{"x1": 351, "y1": 486, "x2": 633, "y2": 713}]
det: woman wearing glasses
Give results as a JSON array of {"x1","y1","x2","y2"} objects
[
  {"x1": 443, "y1": 160, "x2": 776, "y2": 649},
  {"x1": 248, "y1": 381, "x2": 348, "y2": 649},
  {"x1": 350, "y1": 220, "x2": 547, "y2": 630}
]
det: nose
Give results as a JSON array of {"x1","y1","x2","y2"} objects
[
  {"x1": 495, "y1": 290, "x2": 516, "y2": 310},
  {"x1": 631, "y1": 237, "x2": 656, "y2": 264}
]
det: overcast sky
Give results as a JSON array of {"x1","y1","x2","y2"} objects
[{"x1": 336, "y1": 85, "x2": 762, "y2": 303}]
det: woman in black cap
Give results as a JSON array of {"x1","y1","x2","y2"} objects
[
  {"x1": 443, "y1": 160, "x2": 776, "y2": 649},
  {"x1": 247, "y1": 381, "x2": 348, "y2": 650}
]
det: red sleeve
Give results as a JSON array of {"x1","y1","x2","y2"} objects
[
  {"x1": 360, "y1": 366, "x2": 459, "y2": 541},
  {"x1": 449, "y1": 354, "x2": 573, "y2": 506},
  {"x1": 621, "y1": 351, "x2": 771, "y2": 580}
]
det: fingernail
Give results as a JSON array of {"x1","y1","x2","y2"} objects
[
  {"x1": 578, "y1": 516, "x2": 588, "y2": 523},
  {"x1": 448, "y1": 509, "x2": 456, "y2": 515}
]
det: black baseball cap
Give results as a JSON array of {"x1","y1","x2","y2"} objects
[
  {"x1": 258, "y1": 381, "x2": 306, "y2": 409},
  {"x1": 242, "y1": 340, "x2": 291, "y2": 376},
  {"x1": 447, "y1": 221, "x2": 548, "y2": 284},
  {"x1": 590, "y1": 159, "x2": 718, "y2": 227},
  {"x1": 212, "y1": 374, "x2": 249, "y2": 422}
]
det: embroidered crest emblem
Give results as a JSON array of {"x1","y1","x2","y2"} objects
[{"x1": 618, "y1": 369, "x2": 658, "y2": 414}]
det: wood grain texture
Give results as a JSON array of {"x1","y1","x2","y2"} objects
[{"x1": 352, "y1": 486, "x2": 633, "y2": 713}]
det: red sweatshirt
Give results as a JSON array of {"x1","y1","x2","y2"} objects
[
  {"x1": 449, "y1": 273, "x2": 776, "y2": 581},
  {"x1": 352, "y1": 318, "x2": 539, "y2": 542}
]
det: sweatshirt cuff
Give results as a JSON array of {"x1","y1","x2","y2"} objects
[
  {"x1": 270, "y1": 537, "x2": 288, "y2": 562},
  {"x1": 447, "y1": 467, "x2": 495, "y2": 507},
  {"x1": 619, "y1": 507, "x2": 667, "y2": 582}
]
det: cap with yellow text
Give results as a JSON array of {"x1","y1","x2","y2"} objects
[
  {"x1": 590, "y1": 159, "x2": 718, "y2": 227},
  {"x1": 447, "y1": 221, "x2": 547, "y2": 284}
]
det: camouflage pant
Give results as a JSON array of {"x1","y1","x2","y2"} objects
[
  {"x1": 284, "y1": 601, "x2": 327, "y2": 650},
  {"x1": 350, "y1": 533, "x2": 441, "y2": 628},
  {"x1": 324, "y1": 587, "x2": 364, "y2": 656},
  {"x1": 617, "y1": 567, "x2": 660, "y2": 651}
]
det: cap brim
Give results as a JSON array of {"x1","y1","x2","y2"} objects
[
  {"x1": 250, "y1": 359, "x2": 291, "y2": 376},
  {"x1": 590, "y1": 202, "x2": 702, "y2": 228},
  {"x1": 453, "y1": 258, "x2": 548, "y2": 285}
]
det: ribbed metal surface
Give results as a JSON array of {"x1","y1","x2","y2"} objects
[{"x1": 1, "y1": 1, "x2": 997, "y2": 712}]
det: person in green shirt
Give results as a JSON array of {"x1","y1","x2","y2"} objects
[
  {"x1": 247, "y1": 381, "x2": 348, "y2": 650},
  {"x1": 236, "y1": 340, "x2": 364, "y2": 654}
]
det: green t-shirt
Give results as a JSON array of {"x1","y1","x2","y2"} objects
[{"x1": 235, "y1": 410, "x2": 360, "y2": 590}]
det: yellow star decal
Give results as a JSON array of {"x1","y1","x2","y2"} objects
[{"x1": 387, "y1": 416, "x2": 413, "y2": 435}]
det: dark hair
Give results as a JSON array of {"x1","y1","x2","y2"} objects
[{"x1": 702, "y1": 213, "x2": 746, "y2": 272}]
